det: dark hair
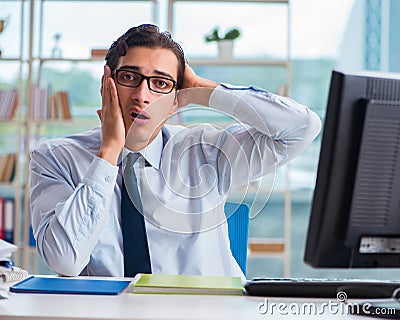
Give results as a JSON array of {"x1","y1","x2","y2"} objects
[{"x1": 105, "y1": 24, "x2": 186, "y2": 90}]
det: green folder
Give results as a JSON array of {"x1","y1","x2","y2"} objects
[{"x1": 130, "y1": 274, "x2": 244, "y2": 295}]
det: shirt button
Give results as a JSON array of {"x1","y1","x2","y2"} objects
[{"x1": 105, "y1": 176, "x2": 111, "y2": 183}]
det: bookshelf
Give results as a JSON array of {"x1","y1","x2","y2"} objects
[
  {"x1": 0, "y1": 0, "x2": 27, "y2": 267},
  {"x1": 1, "y1": 0, "x2": 159, "y2": 272}
]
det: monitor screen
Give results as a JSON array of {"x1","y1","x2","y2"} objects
[{"x1": 304, "y1": 70, "x2": 400, "y2": 268}]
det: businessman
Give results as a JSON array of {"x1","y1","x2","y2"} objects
[{"x1": 30, "y1": 24, "x2": 321, "y2": 278}]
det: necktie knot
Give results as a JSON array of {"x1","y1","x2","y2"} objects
[
  {"x1": 122, "y1": 152, "x2": 142, "y2": 211},
  {"x1": 123, "y1": 152, "x2": 141, "y2": 171}
]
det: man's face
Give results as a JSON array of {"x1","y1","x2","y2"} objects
[{"x1": 115, "y1": 46, "x2": 179, "y2": 150}]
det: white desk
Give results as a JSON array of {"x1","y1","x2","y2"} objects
[
  {"x1": 0, "y1": 276, "x2": 396, "y2": 319},
  {"x1": 0, "y1": 288, "x2": 389, "y2": 320}
]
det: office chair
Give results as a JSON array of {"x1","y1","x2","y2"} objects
[{"x1": 225, "y1": 202, "x2": 250, "y2": 275}]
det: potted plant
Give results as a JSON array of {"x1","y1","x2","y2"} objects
[{"x1": 204, "y1": 27, "x2": 241, "y2": 59}]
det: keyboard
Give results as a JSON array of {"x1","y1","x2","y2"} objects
[{"x1": 244, "y1": 278, "x2": 400, "y2": 299}]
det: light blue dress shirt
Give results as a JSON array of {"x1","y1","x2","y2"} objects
[{"x1": 29, "y1": 84, "x2": 321, "y2": 277}]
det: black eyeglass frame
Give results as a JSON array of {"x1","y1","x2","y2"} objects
[{"x1": 113, "y1": 69, "x2": 177, "y2": 94}]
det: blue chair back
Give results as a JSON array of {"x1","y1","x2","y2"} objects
[{"x1": 225, "y1": 202, "x2": 250, "y2": 275}]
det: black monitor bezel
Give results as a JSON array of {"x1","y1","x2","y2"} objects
[{"x1": 304, "y1": 70, "x2": 400, "y2": 268}]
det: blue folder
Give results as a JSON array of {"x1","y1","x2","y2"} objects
[{"x1": 10, "y1": 276, "x2": 131, "y2": 295}]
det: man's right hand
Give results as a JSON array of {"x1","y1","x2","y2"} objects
[{"x1": 97, "y1": 65, "x2": 125, "y2": 166}]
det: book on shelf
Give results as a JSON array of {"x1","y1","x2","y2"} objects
[
  {"x1": 130, "y1": 273, "x2": 244, "y2": 295},
  {"x1": 50, "y1": 90, "x2": 71, "y2": 120},
  {"x1": 0, "y1": 156, "x2": 8, "y2": 182},
  {"x1": 0, "y1": 198, "x2": 14, "y2": 244},
  {"x1": 31, "y1": 85, "x2": 71, "y2": 120},
  {"x1": 0, "y1": 89, "x2": 18, "y2": 121},
  {"x1": 0, "y1": 153, "x2": 16, "y2": 183},
  {"x1": 3, "y1": 198, "x2": 13, "y2": 244},
  {"x1": 59, "y1": 91, "x2": 71, "y2": 119},
  {"x1": 30, "y1": 84, "x2": 49, "y2": 120}
]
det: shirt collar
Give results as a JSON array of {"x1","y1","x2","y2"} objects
[{"x1": 118, "y1": 130, "x2": 163, "y2": 170}]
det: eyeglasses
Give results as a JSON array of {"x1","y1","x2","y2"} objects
[{"x1": 114, "y1": 69, "x2": 176, "y2": 94}]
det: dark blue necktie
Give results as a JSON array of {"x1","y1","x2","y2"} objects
[{"x1": 121, "y1": 153, "x2": 151, "y2": 277}]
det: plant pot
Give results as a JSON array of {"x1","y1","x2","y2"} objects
[{"x1": 218, "y1": 40, "x2": 234, "y2": 59}]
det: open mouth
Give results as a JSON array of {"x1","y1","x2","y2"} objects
[{"x1": 131, "y1": 111, "x2": 149, "y2": 120}]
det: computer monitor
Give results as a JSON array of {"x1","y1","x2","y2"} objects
[{"x1": 304, "y1": 69, "x2": 400, "y2": 268}]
